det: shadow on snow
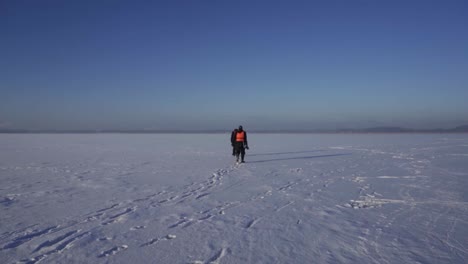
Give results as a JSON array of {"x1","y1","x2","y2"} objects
[
  {"x1": 248, "y1": 150, "x2": 327, "y2": 157},
  {"x1": 246, "y1": 153, "x2": 351, "y2": 163}
]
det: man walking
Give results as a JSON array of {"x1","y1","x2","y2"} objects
[{"x1": 233, "y1": 125, "x2": 249, "y2": 163}]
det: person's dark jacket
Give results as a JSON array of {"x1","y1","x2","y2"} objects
[{"x1": 230, "y1": 129, "x2": 238, "y2": 146}]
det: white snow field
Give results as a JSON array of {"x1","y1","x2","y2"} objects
[{"x1": 1, "y1": 133, "x2": 467, "y2": 264}]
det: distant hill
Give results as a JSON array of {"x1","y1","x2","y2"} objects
[
  {"x1": 357, "y1": 127, "x2": 414, "y2": 133},
  {"x1": 344, "y1": 125, "x2": 468, "y2": 133},
  {"x1": 451, "y1": 125, "x2": 468, "y2": 132},
  {"x1": 0, "y1": 129, "x2": 30, "y2": 133}
]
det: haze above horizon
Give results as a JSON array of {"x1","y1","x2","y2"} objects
[{"x1": 2, "y1": 0, "x2": 467, "y2": 131}]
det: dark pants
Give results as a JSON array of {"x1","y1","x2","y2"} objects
[{"x1": 234, "y1": 142, "x2": 245, "y2": 161}]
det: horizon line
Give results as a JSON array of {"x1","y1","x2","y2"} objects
[{"x1": 1, "y1": 125, "x2": 468, "y2": 134}]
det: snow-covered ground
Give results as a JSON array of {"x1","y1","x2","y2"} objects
[{"x1": 1, "y1": 133, "x2": 467, "y2": 264}]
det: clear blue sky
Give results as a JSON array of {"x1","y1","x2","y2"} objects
[{"x1": 1, "y1": 0, "x2": 468, "y2": 131}]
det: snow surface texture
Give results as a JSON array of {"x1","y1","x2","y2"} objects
[{"x1": 0, "y1": 134, "x2": 467, "y2": 264}]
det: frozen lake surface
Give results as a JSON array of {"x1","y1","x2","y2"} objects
[{"x1": 1, "y1": 134, "x2": 467, "y2": 263}]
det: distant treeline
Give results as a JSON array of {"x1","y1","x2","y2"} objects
[{"x1": 1, "y1": 125, "x2": 468, "y2": 134}]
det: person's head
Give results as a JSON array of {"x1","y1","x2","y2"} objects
[{"x1": 238, "y1": 125, "x2": 243, "y2": 131}]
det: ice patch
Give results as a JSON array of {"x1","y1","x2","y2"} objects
[
  {"x1": 376, "y1": 176, "x2": 428, "y2": 179},
  {"x1": 352, "y1": 177, "x2": 366, "y2": 183},
  {"x1": 348, "y1": 198, "x2": 406, "y2": 209},
  {"x1": 99, "y1": 245, "x2": 128, "y2": 258}
]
